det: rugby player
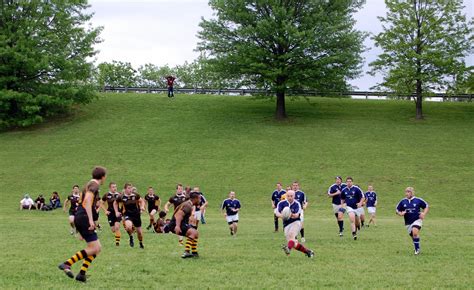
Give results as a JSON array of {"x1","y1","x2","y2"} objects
[
  {"x1": 58, "y1": 166, "x2": 107, "y2": 283},
  {"x1": 101, "y1": 182, "x2": 122, "y2": 246},
  {"x1": 116, "y1": 184, "x2": 146, "y2": 248},
  {"x1": 271, "y1": 182, "x2": 286, "y2": 232},
  {"x1": 164, "y1": 183, "x2": 188, "y2": 245},
  {"x1": 365, "y1": 185, "x2": 377, "y2": 227},
  {"x1": 341, "y1": 177, "x2": 365, "y2": 240},
  {"x1": 327, "y1": 176, "x2": 347, "y2": 236},
  {"x1": 144, "y1": 187, "x2": 160, "y2": 231},
  {"x1": 276, "y1": 190, "x2": 314, "y2": 258},
  {"x1": 221, "y1": 191, "x2": 241, "y2": 236},
  {"x1": 64, "y1": 185, "x2": 81, "y2": 235},
  {"x1": 164, "y1": 192, "x2": 202, "y2": 258},
  {"x1": 292, "y1": 181, "x2": 308, "y2": 242},
  {"x1": 396, "y1": 187, "x2": 429, "y2": 255},
  {"x1": 192, "y1": 186, "x2": 208, "y2": 228}
]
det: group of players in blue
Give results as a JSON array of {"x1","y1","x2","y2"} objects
[{"x1": 272, "y1": 176, "x2": 429, "y2": 258}]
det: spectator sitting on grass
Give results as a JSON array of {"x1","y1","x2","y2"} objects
[
  {"x1": 20, "y1": 194, "x2": 36, "y2": 210},
  {"x1": 35, "y1": 194, "x2": 46, "y2": 210},
  {"x1": 50, "y1": 191, "x2": 62, "y2": 209}
]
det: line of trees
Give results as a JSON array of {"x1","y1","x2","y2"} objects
[
  {"x1": 1, "y1": 0, "x2": 473, "y2": 129},
  {"x1": 94, "y1": 57, "x2": 238, "y2": 89}
]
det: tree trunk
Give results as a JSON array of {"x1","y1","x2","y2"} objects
[
  {"x1": 275, "y1": 90, "x2": 287, "y2": 120},
  {"x1": 415, "y1": 79, "x2": 423, "y2": 120}
]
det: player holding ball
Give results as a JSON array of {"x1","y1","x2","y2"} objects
[{"x1": 275, "y1": 190, "x2": 314, "y2": 258}]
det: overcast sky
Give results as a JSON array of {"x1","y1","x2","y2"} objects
[{"x1": 87, "y1": 0, "x2": 473, "y2": 90}]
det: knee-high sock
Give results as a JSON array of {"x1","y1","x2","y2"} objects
[{"x1": 64, "y1": 249, "x2": 87, "y2": 266}]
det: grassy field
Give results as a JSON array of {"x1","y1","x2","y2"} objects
[{"x1": 0, "y1": 93, "x2": 473, "y2": 289}]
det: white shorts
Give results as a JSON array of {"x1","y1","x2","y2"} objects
[
  {"x1": 346, "y1": 206, "x2": 360, "y2": 216},
  {"x1": 356, "y1": 207, "x2": 365, "y2": 217},
  {"x1": 284, "y1": 220, "x2": 301, "y2": 240},
  {"x1": 226, "y1": 214, "x2": 239, "y2": 224},
  {"x1": 193, "y1": 210, "x2": 201, "y2": 220},
  {"x1": 332, "y1": 204, "x2": 344, "y2": 214},
  {"x1": 367, "y1": 207, "x2": 376, "y2": 214},
  {"x1": 406, "y1": 219, "x2": 423, "y2": 234}
]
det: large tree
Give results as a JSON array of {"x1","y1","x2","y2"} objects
[
  {"x1": 0, "y1": 0, "x2": 102, "y2": 129},
  {"x1": 197, "y1": 0, "x2": 366, "y2": 119},
  {"x1": 370, "y1": 0, "x2": 474, "y2": 119}
]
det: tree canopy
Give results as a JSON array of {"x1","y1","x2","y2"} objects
[
  {"x1": 370, "y1": 0, "x2": 474, "y2": 119},
  {"x1": 0, "y1": 0, "x2": 102, "y2": 129},
  {"x1": 197, "y1": 0, "x2": 366, "y2": 119}
]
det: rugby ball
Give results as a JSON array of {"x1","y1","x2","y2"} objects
[{"x1": 281, "y1": 206, "x2": 291, "y2": 220}]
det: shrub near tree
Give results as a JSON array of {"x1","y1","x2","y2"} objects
[{"x1": 0, "y1": 1, "x2": 102, "y2": 129}]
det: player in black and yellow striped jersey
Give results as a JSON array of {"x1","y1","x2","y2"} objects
[
  {"x1": 164, "y1": 192, "x2": 202, "y2": 258},
  {"x1": 58, "y1": 166, "x2": 107, "y2": 283},
  {"x1": 116, "y1": 184, "x2": 146, "y2": 248},
  {"x1": 145, "y1": 187, "x2": 160, "y2": 230},
  {"x1": 101, "y1": 182, "x2": 122, "y2": 246}
]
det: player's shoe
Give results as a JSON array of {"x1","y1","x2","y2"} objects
[
  {"x1": 129, "y1": 236, "x2": 134, "y2": 247},
  {"x1": 414, "y1": 249, "x2": 420, "y2": 255},
  {"x1": 281, "y1": 245, "x2": 291, "y2": 256},
  {"x1": 230, "y1": 229, "x2": 234, "y2": 236},
  {"x1": 353, "y1": 234, "x2": 357, "y2": 240},
  {"x1": 75, "y1": 273, "x2": 87, "y2": 283},
  {"x1": 192, "y1": 252, "x2": 199, "y2": 258},
  {"x1": 181, "y1": 252, "x2": 194, "y2": 259},
  {"x1": 306, "y1": 249, "x2": 315, "y2": 258},
  {"x1": 70, "y1": 229, "x2": 75, "y2": 235},
  {"x1": 139, "y1": 242, "x2": 144, "y2": 249},
  {"x1": 301, "y1": 237, "x2": 306, "y2": 243},
  {"x1": 58, "y1": 263, "x2": 74, "y2": 278},
  {"x1": 146, "y1": 225, "x2": 151, "y2": 230},
  {"x1": 339, "y1": 232, "x2": 343, "y2": 237}
]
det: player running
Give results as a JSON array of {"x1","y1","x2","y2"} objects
[
  {"x1": 276, "y1": 190, "x2": 314, "y2": 258},
  {"x1": 292, "y1": 181, "x2": 308, "y2": 242},
  {"x1": 365, "y1": 185, "x2": 377, "y2": 227},
  {"x1": 144, "y1": 187, "x2": 160, "y2": 231},
  {"x1": 101, "y1": 182, "x2": 122, "y2": 246},
  {"x1": 271, "y1": 182, "x2": 286, "y2": 232},
  {"x1": 164, "y1": 184, "x2": 188, "y2": 245},
  {"x1": 327, "y1": 176, "x2": 347, "y2": 236},
  {"x1": 341, "y1": 177, "x2": 365, "y2": 240},
  {"x1": 192, "y1": 186, "x2": 208, "y2": 228},
  {"x1": 164, "y1": 192, "x2": 202, "y2": 258},
  {"x1": 58, "y1": 166, "x2": 107, "y2": 283},
  {"x1": 115, "y1": 184, "x2": 146, "y2": 249},
  {"x1": 221, "y1": 191, "x2": 241, "y2": 236},
  {"x1": 64, "y1": 185, "x2": 81, "y2": 235},
  {"x1": 396, "y1": 187, "x2": 429, "y2": 255}
]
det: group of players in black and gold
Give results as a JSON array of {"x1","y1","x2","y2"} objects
[
  {"x1": 58, "y1": 167, "x2": 210, "y2": 283},
  {"x1": 58, "y1": 167, "x2": 429, "y2": 283}
]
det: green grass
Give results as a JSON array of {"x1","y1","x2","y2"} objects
[{"x1": 0, "y1": 93, "x2": 473, "y2": 289}]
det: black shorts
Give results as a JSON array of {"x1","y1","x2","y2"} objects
[
  {"x1": 124, "y1": 214, "x2": 142, "y2": 228},
  {"x1": 74, "y1": 213, "x2": 98, "y2": 243},
  {"x1": 107, "y1": 211, "x2": 122, "y2": 227},
  {"x1": 69, "y1": 209, "x2": 76, "y2": 216},
  {"x1": 165, "y1": 220, "x2": 192, "y2": 236},
  {"x1": 148, "y1": 206, "x2": 158, "y2": 214}
]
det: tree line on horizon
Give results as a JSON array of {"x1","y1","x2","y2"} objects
[{"x1": 1, "y1": 0, "x2": 473, "y2": 129}]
